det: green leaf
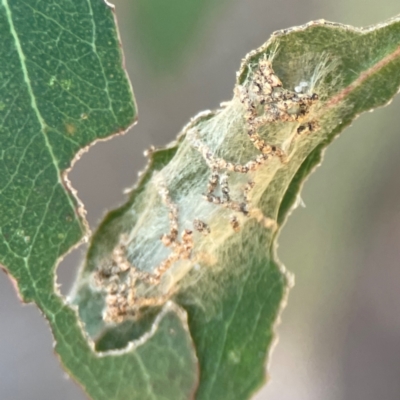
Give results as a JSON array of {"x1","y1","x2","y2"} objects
[
  {"x1": 73, "y1": 16, "x2": 400, "y2": 400},
  {"x1": 3, "y1": 1, "x2": 400, "y2": 399},
  {"x1": 0, "y1": 1, "x2": 198, "y2": 399}
]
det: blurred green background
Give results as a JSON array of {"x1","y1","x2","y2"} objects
[{"x1": 1, "y1": 0, "x2": 400, "y2": 399}]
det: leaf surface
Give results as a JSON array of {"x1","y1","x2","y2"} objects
[
  {"x1": 2, "y1": 1, "x2": 400, "y2": 399},
  {"x1": 75, "y1": 16, "x2": 400, "y2": 400},
  {"x1": 0, "y1": 1, "x2": 198, "y2": 399}
]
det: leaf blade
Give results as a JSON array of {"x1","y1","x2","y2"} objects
[
  {"x1": 76, "y1": 16, "x2": 400, "y2": 400},
  {"x1": 0, "y1": 1, "x2": 198, "y2": 399}
]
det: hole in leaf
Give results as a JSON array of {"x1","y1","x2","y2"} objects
[{"x1": 69, "y1": 132, "x2": 150, "y2": 229}]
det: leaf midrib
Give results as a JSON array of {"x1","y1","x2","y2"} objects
[
  {"x1": 1, "y1": 0, "x2": 82, "y2": 296},
  {"x1": 2, "y1": 0, "x2": 63, "y2": 182}
]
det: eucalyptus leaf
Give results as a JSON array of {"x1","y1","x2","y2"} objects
[
  {"x1": 0, "y1": 1, "x2": 198, "y2": 399},
  {"x1": 2, "y1": 1, "x2": 400, "y2": 399},
  {"x1": 74, "y1": 16, "x2": 400, "y2": 400}
]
